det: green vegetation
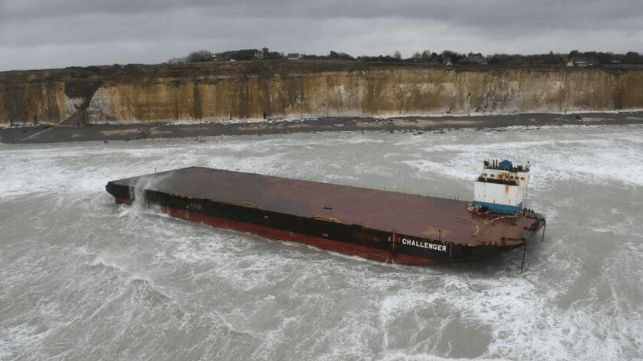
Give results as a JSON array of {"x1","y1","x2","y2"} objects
[{"x1": 168, "y1": 48, "x2": 643, "y2": 67}]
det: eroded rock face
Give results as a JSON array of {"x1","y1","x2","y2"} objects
[{"x1": 1, "y1": 63, "x2": 642, "y2": 126}]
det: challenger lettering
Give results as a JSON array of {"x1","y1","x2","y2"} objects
[{"x1": 401, "y1": 238, "x2": 447, "y2": 252}]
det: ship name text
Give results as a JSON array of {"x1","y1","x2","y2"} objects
[{"x1": 401, "y1": 238, "x2": 447, "y2": 252}]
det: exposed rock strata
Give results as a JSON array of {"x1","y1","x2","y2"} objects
[{"x1": 1, "y1": 62, "x2": 641, "y2": 127}]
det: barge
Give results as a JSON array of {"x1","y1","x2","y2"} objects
[{"x1": 106, "y1": 160, "x2": 545, "y2": 265}]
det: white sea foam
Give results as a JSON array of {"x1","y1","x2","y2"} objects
[
  {"x1": 0, "y1": 325, "x2": 48, "y2": 360},
  {"x1": 2, "y1": 124, "x2": 643, "y2": 361},
  {"x1": 375, "y1": 350, "x2": 512, "y2": 361},
  {"x1": 396, "y1": 126, "x2": 643, "y2": 190}
]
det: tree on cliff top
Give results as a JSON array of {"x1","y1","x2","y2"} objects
[
  {"x1": 328, "y1": 51, "x2": 354, "y2": 60},
  {"x1": 186, "y1": 50, "x2": 215, "y2": 63}
]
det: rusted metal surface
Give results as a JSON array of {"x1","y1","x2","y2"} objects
[{"x1": 109, "y1": 167, "x2": 541, "y2": 246}]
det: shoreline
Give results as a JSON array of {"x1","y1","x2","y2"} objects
[{"x1": 2, "y1": 111, "x2": 643, "y2": 144}]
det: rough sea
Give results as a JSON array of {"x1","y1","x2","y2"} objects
[{"x1": 1, "y1": 124, "x2": 642, "y2": 361}]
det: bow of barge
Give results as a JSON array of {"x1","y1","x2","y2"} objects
[{"x1": 106, "y1": 162, "x2": 545, "y2": 266}]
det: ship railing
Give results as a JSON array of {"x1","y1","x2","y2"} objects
[
  {"x1": 483, "y1": 159, "x2": 529, "y2": 173},
  {"x1": 476, "y1": 176, "x2": 519, "y2": 186},
  {"x1": 483, "y1": 165, "x2": 529, "y2": 173}
]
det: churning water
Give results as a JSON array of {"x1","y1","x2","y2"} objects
[{"x1": 1, "y1": 125, "x2": 642, "y2": 361}]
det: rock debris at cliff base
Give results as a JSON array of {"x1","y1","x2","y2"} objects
[{"x1": 2, "y1": 111, "x2": 643, "y2": 144}]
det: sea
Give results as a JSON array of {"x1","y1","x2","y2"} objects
[{"x1": 1, "y1": 124, "x2": 642, "y2": 361}]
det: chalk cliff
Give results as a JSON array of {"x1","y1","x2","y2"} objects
[{"x1": 1, "y1": 62, "x2": 642, "y2": 127}]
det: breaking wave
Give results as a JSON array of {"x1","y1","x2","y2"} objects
[{"x1": 1, "y1": 124, "x2": 642, "y2": 360}]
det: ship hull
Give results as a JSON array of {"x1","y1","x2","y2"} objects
[{"x1": 107, "y1": 171, "x2": 545, "y2": 266}]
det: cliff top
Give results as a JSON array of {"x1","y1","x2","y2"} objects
[{"x1": 2, "y1": 60, "x2": 642, "y2": 84}]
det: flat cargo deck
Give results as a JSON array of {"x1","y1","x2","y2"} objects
[{"x1": 107, "y1": 167, "x2": 542, "y2": 250}]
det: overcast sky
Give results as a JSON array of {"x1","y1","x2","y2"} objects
[{"x1": 1, "y1": 0, "x2": 643, "y2": 71}]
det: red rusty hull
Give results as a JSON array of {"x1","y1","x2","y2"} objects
[
  {"x1": 106, "y1": 167, "x2": 545, "y2": 266},
  {"x1": 115, "y1": 199, "x2": 441, "y2": 265},
  {"x1": 165, "y1": 205, "x2": 434, "y2": 266}
]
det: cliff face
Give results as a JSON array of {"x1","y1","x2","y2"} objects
[{"x1": 1, "y1": 62, "x2": 642, "y2": 126}]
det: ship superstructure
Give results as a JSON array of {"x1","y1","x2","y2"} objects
[{"x1": 473, "y1": 159, "x2": 530, "y2": 215}]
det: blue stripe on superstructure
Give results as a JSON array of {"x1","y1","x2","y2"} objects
[{"x1": 472, "y1": 201, "x2": 522, "y2": 214}]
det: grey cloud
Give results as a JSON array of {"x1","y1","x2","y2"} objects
[
  {"x1": 4, "y1": 0, "x2": 643, "y2": 25},
  {"x1": 0, "y1": 0, "x2": 642, "y2": 70}
]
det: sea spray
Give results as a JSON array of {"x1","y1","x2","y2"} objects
[{"x1": 1, "y1": 124, "x2": 642, "y2": 360}]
